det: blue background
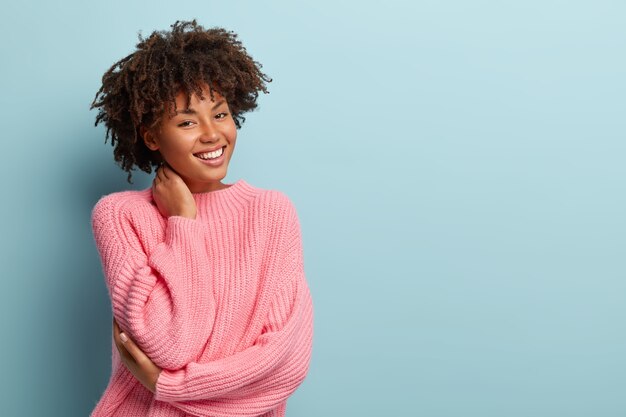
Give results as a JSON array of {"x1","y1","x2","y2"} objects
[{"x1": 0, "y1": 1, "x2": 624, "y2": 416}]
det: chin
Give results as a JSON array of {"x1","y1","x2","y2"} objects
[{"x1": 203, "y1": 169, "x2": 228, "y2": 182}]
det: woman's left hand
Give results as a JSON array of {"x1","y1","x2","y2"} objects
[{"x1": 113, "y1": 319, "x2": 162, "y2": 394}]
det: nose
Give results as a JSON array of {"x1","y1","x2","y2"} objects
[{"x1": 199, "y1": 123, "x2": 219, "y2": 143}]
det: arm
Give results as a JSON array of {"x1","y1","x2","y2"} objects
[
  {"x1": 92, "y1": 194, "x2": 215, "y2": 370},
  {"x1": 153, "y1": 199, "x2": 314, "y2": 416}
]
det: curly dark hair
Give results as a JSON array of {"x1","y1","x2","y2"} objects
[{"x1": 91, "y1": 19, "x2": 271, "y2": 182}]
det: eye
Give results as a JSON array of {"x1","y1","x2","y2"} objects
[
  {"x1": 215, "y1": 112, "x2": 229, "y2": 120},
  {"x1": 177, "y1": 120, "x2": 194, "y2": 128}
]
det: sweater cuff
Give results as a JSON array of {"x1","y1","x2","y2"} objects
[
  {"x1": 164, "y1": 216, "x2": 204, "y2": 247},
  {"x1": 148, "y1": 216, "x2": 204, "y2": 269},
  {"x1": 154, "y1": 368, "x2": 187, "y2": 402}
]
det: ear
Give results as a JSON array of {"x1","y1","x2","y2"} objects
[{"x1": 141, "y1": 126, "x2": 160, "y2": 151}]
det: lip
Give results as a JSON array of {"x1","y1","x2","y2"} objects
[
  {"x1": 194, "y1": 145, "x2": 225, "y2": 155},
  {"x1": 194, "y1": 146, "x2": 226, "y2": 167}
]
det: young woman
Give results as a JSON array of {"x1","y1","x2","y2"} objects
[{"x1": 89, "y1": 20, "x2": 313, "y2": 417}]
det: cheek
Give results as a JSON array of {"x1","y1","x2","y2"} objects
[
  {"x1": 227, "y1": 124, "x2": 238, "y2": 141},
  {"x1": 160, "y1": 135, "x2": 195, "y2": 155}
]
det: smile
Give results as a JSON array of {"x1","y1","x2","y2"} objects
[{"x1": 194, "y1": 147, "x2": 224, "y2": 160}]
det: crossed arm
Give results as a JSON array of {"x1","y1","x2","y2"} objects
[
  {"x1": 112, "y1": 271, "x2": 313, "y2": 417},
  {"x1": 93, "y1": 169, "x2": 313, "y2": 416}
]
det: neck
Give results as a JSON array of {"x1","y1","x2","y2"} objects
[{"x1": 185, "y1": 180, "x2": 230, "y2": 194}]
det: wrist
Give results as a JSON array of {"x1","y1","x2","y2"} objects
[
  {"x1": 150, "y1": 370, "x2": 161, "y2": 394},
  {"x1": 171, "y1": 209, "x2": 196, "y2": 219}
]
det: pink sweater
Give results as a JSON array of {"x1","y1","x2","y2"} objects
[{"x1": 89, "y1": 179, "x2": 313, "y2": 417}]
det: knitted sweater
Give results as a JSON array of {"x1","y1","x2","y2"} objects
[{"x1": 89, "y1": 179, "x2": 313, "y2": 417}]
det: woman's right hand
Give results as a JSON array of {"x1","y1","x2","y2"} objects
[{"x1": 152, "y1": 164, "x2": 197, "y2": 219}]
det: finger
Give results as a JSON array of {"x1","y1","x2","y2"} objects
[
  {"x1": 112, "y1": 322, "x2": 132, "y2": 361},
  {"x1": 119, "y1": 332, "x2": 148, "y2": 364},
  {"x1": 112, "y1": 320, "x2": 125, "y2": 350},
  {"x1": 160, "y1": 164, "x2": 171, "y2": 180},
  {"x1": 112, "y1": 318, "x2": 120, "y2": 343},
  {"x1": 156, "y1": 166, "x2": 166, "y2": 182},
  {"x1": 152, "y1": 173, "x2": 159, "y2": 193},
  {"x1": 115, "y1": 338, "x2": 131, "y2": 360},
  {"x1": 163, "y1": 163, "x2": 184, "y2": 180}
]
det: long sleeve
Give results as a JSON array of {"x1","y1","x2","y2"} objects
[
  {"x1": 92, "y1": 194, "x2": 216, "y2": 370},
  {"x1": 152, "y1": 198, "x2": 314, "y2": 416}
]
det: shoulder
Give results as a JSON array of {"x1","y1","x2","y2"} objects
[
  {"x1": 247, "y1": 183, "x2": 299, "y2": 223},
  {"x1": 243, "y1": 183, "x2": 301, "y2": 240},
  {"x1": 91, "y1": 188, "x2": 156, "y2": 230}
]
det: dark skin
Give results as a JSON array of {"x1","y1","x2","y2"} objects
[
  {"x1": 96, "y1": 20, "x2": 268, "y2": 393},
  {"x1": 113, "y1": 163, "x2": 200, "y2": 394},
  {"x1": 113, "y1": 318, "x2": 161, "y2": 393},
  {"x1": 90, "y1": 20, "x2": 270, "y2": 183}
]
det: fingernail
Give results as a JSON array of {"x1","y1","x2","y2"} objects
[{"x1": 120, "y1": 333, "x2": 128, "y2": 343}]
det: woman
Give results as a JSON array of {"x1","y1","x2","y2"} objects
[{"x1": 89, "y1": 20, "x2": 313, "y2": 417}]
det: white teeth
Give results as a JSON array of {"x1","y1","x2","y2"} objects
[{"x1": 196, "y1": 147, "x2": 224, "y2": 160}]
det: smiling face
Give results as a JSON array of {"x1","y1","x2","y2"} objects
[{"x1": 142, "y1": 85, "x2": 237, "y2": 193}]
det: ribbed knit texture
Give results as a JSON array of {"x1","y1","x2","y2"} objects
[{"x1": 89, "y1": 179, "x2": 313, "y2": 417}]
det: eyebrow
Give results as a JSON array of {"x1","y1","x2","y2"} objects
[{"x1": 176, "y1": 99, "x2": 226, "y2": 115}]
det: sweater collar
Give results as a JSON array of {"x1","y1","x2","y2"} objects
[{"x1": 191, "y1": 179, "x2": 259, "y2": 219}]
